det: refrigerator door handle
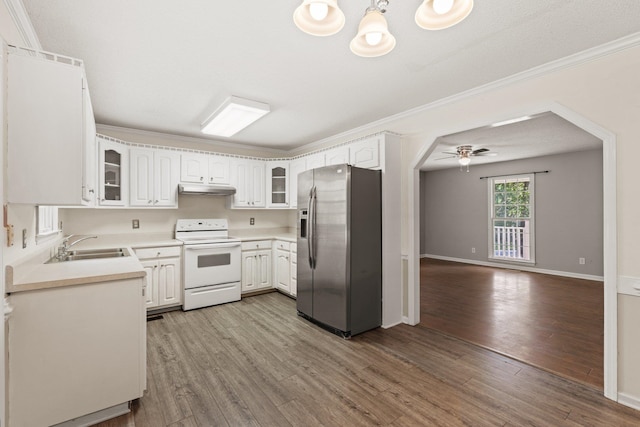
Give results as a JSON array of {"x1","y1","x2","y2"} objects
[
  {"x1": 307, "y1": 186, "x2": 314, "y2": 269},
  {"x1": 309, "y1": 185, "x2": 317, "y2": 269}
]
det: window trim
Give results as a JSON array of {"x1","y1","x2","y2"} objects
[
  {"x1": 36, "y1": 206, "x2": 61, "y2": 243},
  {"x1": 487, "y1": 174, "x2": 536, "y2": 264}
]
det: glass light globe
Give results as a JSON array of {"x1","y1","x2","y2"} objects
[
  {"x1": 309, "y1": 2, "x2": 329, "y2": 21},
  {"x1": 458, "y1": 156, "x2": 471, "y2": 166},
  {"x1": 433, "y1": 0, "x2": 454, "y2": 15},
  {"x1": 365, "y1": 31, "x2": 383, "y2": 46}
]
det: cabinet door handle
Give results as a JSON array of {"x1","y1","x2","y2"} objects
[
  {"x1": 154, "y1": 200, "x2": 159, "y2": 204},
  {"x1": 148, "y1": 200, "x2": 153, "y2": 204},
  {"x1": 200, "y1": 176, "x2": 204, "y2": 181}
]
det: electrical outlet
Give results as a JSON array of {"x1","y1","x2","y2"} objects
[
  {"x1": 132, "y1": 219, "x2": 140, "y2": 229},
  {"x1": 579, "y1": 257, "x2": 586, "y2": 265},
  {"x1": 471, "y1": 247, "x2": 476, "y2": 253},
  {"x1": 250, "y1": 217, "x2": 255, "y2": 225}
]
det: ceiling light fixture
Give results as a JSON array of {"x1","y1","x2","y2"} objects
[
  {"x1": 415, "y1": 0, "x2": 473, "y2": 30},
  {"x1": 294, "y1": 0, "x2": 473, "y2": 57},
  {"x1": 293, "y1": 0, "x2": 346, "y2": 36},
  {"x1": 201, "y1": 96, "x2": 270, "y2": 138},
  {"x1": 350, "y1": 0, "x2": 396, "y2": 57}
]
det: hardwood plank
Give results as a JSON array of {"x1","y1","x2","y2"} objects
[
  {"x1": 420, "y1": 257, "x2": 604, "y2": 389},
  {"x1": 94, "y1": 292, "x2": 640, "y2": 427}
]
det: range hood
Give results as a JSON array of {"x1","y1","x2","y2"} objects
[{"x1": 178, "y1": 184, "x2": 236, "y2": 196}]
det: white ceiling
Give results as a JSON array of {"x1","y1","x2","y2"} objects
[
  {"x1": 421, "y1": 112, "x2": 603, "y2": 171},
  {"x1": 21, "y1": 1, "x2": 640, "y2": 152}
]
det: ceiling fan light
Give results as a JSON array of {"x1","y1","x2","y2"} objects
[
  {"x1": 415, "y1": 0, "x2": 474, "y2": 30},
  {"x1": 458, "y1": 156, "x2": 471, "y2": 166},
  {"x1": 293, "y1": 0, "x2": 345, "y2": 36},
  {"x1": 350, "y1": 10, "x2": 396, "y2": 57}
]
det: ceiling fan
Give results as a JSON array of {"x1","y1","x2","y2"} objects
[{"x1": 436, "y1": 145, "x2": 497, "y2": 171}]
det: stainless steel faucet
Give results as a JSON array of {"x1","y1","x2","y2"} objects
[{"x1": 57, "y1": 235, "x2": 98, "y2": 260}]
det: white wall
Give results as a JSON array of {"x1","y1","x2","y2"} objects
[
  {"x1": 61, "y1": 197, "x2": 296, "y2": 236},
  {"x1": 402, "y1": 43, "x2": 640, "y2": 403}
]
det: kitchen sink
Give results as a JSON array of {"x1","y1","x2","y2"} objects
[{"x1": 46, "y1": 248, "x2": 130, "y2": 263}]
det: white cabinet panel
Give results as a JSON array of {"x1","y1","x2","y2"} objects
[
  {"x1": 130, "y1": 148, "x2": 179, "y2": 207},
  {"x1": 350, "y1": 136, "x2": 380, "y2": 169},
  {"x1": 305, "y1": 152, "x2": 326, "y2": 170},
  {"x1": 242, "y1": 247, "x2": 272, "y2": 293},
  {"x1": 230, "y1": 159, "x2": 265, "y2": 208},
  {"x1": 275, "y1": 249, "x2": 291, "y2": 292},
  {"x1": 290, "y1": 158, "x2": 306, "y2": 209},
  {"x1": 7, "y1": 50, "x2": 90, "y2": 205},
  {"x1": 98, "y1": 138, "x2": 128, "y2": 206},
  {"x1": 135, "y1": 246, "x2": 182, "y2": 309},
  {"x1": 267, "y1": 161, "x2": 290, "y2": 208},
  {"x1": 325, "y1": 146, "x2": 349, "y2": 166},
  {"x1": 181, "y1": 153, "x2": 230, "y2": 185}
]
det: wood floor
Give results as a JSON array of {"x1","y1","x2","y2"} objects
[
  {"x1": 420, "y1": 258, "x2": 604, "y2": 390},
  {"x1": 95, "y1": 291, "x2": 640, "y2": 426}
]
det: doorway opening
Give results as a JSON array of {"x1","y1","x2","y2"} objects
[{"x1": 408, "y1": 104, "x2": 617, "y2": 400}]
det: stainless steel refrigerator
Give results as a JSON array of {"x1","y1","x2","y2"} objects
[{"x1": 297, "y1": 163, "x2": 382, "y2": 338}]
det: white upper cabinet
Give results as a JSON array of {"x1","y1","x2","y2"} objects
[
  {"x1": 7, "y1": 48, "x2": 95, "y2": 205},
  {"x1": 325, "y1": 146, "x2": 350, "y2": 166},
  {"x1": 305, "y1": 152, "x2": 326, "y2": 171},
  {"x1": 230, "y1": 159, "x2": 265, "y2": 208},
  {"x1": 267, "y1": 161, "x2": 290, "y2": 208},
  {"x1": 350, "y1": 136, "x2": 380, "y2": 169},
  {"x1": 180, "y1": 153, "x2": 230, "y2": 184},
  {"x1": 130, "y1": 148, "x2": 179, "y2": 207},
  {"x1": 98, "y1": 137, "x2": 128, "y2": 206},
  {"x1": 82, "y1": 85, "x2": 97, "y2": 206},
  {"x1": 289, "y1": 158, "x2": 306, "y2": 209},
  {"x1": 209, "y1": 155, "x2": 231, "y2": 184}
]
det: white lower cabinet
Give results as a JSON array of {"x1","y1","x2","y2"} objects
[
  {"x1": 274, "y1": 241, "x2": 291, "y2": 293},
  {"x1": 135, "y1": 246, "x2": 182, "y2": 309},
  {"x1": 290, "y1": 243, "x2": 297, "y2": 296},
  {"x1": 241, "y1": 240, "x2": 272, "y2": 293}
]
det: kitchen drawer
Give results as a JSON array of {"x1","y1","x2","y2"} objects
[
  {"x1": 241, "y1": 240, "x2": 272, "y2": 251},
  {"x1": 274, "y1": 240, "x2": 290, "y2": 251},
  {"x1": 135, "y1": 246, "x2": 181, "y2": 259},
  {"x1": 291, "y1": 242, "x2": 297, "y2": 253}
]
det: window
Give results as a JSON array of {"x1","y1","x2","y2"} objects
[
  {"x1": 488, "y1": 174, "x2": 534, "y2": 263},
  {"x1": 36, "y1": 206, "x2": 60, "y2": 241}
]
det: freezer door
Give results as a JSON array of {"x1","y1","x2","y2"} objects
[
  {"x1": 296, "y1": 169, "x2": 314, "y2": 317},
  {"x1": 311, "y1": 164, "x2": 349, "y2": 332}
]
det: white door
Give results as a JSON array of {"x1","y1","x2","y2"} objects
[
  {"x1": 241, "y1": 252, "x2": 257, "y2": 292},
  {"x1": 180, "y1": 153, "x2": 208, "y2": 183},
  {"x1": 209, "y1": 155, "x2": 230, "y2": 184},
  {"x1": 154, "y1": 151, "x2": 179, "y2": 207},
  {"x1": 158, "y1": 258, "x2": 180, "y2": 306},
  {"x1": 251, "y1": 161, "x2": 266, "y2": 207},
  {"x1": 257, "y1": 250, "x2": 272, "y2": 288},
  {"x1": 290, "y1": 158, "x2": 306, "y2": 209},
  {"x1": 141, "y1": 259, "x2": 159, "y2": 308},
  {"x1": 276, "y1": 249, "x2": 290, "y2": 292},
  {"x1": 129, "y1": 148, "x2": 154, "y2": 207},
  {"x1": 231, "y1": 160, "x2": 250, "y2": 207},
  {"x1": 325, "y1": 146, "x2": 349, "y2": 166},
  {"x1": 349, "y1": 137, "x2": 380, "y2": 169}
]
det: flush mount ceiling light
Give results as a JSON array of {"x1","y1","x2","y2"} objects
[
  {"x1": 201, "y1": 96, "x2": 270, "y2": 138},
  {"x1": 294, "y1": 0, "x2": 473, "y2": 57}
]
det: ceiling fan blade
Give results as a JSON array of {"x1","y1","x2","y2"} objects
[
  {"x1": 471, "y1": 148, "x2": 489, "y2": 154},
  {"x1": 473, "y1": 152, "x2": 498, "y2": 157},
  {"x1": 435, "y1": 156, "x2": 457, "y2": 160},
  {"x1": 441, "y1": 151, "x2": 459, "y2": 155}
]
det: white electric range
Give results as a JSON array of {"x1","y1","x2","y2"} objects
[{"x1": 175, "y1": 219, "x2": 241, "y2": 310}]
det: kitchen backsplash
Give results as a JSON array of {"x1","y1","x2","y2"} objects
[{"x1": 60, "y1": 195, "x2": 297, "y2": 236}]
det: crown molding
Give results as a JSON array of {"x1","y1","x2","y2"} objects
[
  {"x1": 95, "y1": 124, "x2": 289, "y2": 156},
  {"x1": 305, "y1": 31, "x2": 640, "y2": 148},
  {"x1": 4, "y1": 0, "x2": 41, "y2": 49}
]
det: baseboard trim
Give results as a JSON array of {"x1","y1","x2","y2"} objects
[
  {"x1": 382, "y1": 319, "x2": 402, "y2": 329},
  {"x1": 618, "y1": 392, "x2": 640, "y2": 411},
  {"x1": 421, "y1": 254, "x2": 604, "y2": 282}
]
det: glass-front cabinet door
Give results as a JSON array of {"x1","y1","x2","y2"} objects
[
  {"x1": 267, "y1": 162, "x2": 289, "y2": 208},
  {"x1": 98, "y1": 136, "x2": 128, "y2": 206}
]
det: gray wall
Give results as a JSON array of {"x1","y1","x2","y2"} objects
[{"x1": 420, "y1": 149, "x2": 603, "y2": 276}]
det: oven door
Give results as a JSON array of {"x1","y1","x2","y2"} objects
[{"x1": 183, "y1": 242, "x2": 241, "y2": 289}]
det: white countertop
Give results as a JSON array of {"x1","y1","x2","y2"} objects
[{"x1": 5, "y1": 230, "x2": 298, "y2": 293}]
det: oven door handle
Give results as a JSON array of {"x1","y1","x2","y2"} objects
[{"x1": 184, "y1": 243, "x2": 241, "y2": 250}]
